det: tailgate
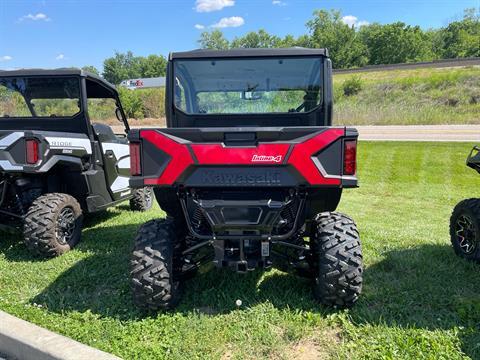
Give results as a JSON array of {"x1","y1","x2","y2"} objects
[
  {"x1": 129, "y1": 127, "x2": 358, "y2": 188},
  {"x1": 0, "y1": 130, "x2": 91, "y2": 173}
]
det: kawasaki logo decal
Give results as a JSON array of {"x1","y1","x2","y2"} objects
[{"x1": 202, "y1": 171, "x2": 281, "y2": 185}]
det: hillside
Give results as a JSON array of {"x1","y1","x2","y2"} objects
[{"x1": 333, "y1": 66, "x2": 480, "y2": 125}]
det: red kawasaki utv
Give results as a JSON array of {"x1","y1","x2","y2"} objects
[{"x1": 128, "y1": 48, "x2": 363, "y2": 310}]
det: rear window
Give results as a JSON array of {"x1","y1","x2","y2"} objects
[
  {"x1": 0, "y1": 77, "x2": 81, "y2": 118},
  {"x1": 173, "y1": 57, "x2": 323, "y2": 115}
]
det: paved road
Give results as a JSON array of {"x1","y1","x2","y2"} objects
[
  {"x1": 357, "y1": 125, "x2": 480, "y2": 142},
  {"x1": 114, "y1": 125, "x2": 480, "y2": 142}
]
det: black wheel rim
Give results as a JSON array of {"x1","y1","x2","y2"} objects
[
  {"x1": 56, "y1": 207, "x2": 76, "y2": 245},
  {"x1": 145, "y1": 188, "x2": 153, "y2": 208},
  {"x1": 455, "y1": 214, "x2": 478, "y2": 255}
]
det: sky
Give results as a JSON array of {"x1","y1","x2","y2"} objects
[{"x1": 0, "y1": 0, "x2": 478, "y2": 71}]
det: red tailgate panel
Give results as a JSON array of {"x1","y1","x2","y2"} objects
[
  {"x1": 287, "y1": 128, "x2": 344, "y2": 185},
  {"x1": 191, "y1": 144, "x2": 291, "y2": 165},
  {"x1": 141, "y1": 130, "x2": 194, "y2": 185},
  {"x1": 140, "y1": 128, "x2": 345, "y2": 186}
]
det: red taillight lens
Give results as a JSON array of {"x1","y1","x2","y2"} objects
[
  {"x1": 130, "y1": 142, "x2": 142, "y2": 176},
  {"x1": 343, "y1": 140, "x2": 357, "y2": 175},
  {"x1": 26, "y1": 139, "x2": 39, "y2": 165}
]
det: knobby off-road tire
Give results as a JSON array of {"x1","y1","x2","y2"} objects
[
  {"x1": 23, "y1": 193, "x2": 83, "y2": 258},
  {"x1": 311, "y1": 212, "x2": 363, "y2": 308},
  {"x1": 130, "y1": 187, "x2": 154, "y2": 212},
  {"x1": 450, "y1": 198, "x2": 480, "y2": 262},
  {"x1": 131, "y1": 218, "x2": 183, "y2": 311}
]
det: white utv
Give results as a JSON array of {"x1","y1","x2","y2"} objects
[{"x1": 0, "y1": 69, "x2": 152, "y2": 257}]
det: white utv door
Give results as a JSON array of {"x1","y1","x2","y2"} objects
[{"x1": 92, "y1": 124, "x2": 131, "y2": 201}]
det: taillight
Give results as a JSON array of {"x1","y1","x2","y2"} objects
[
  {"x1": 343, "y1": 140, "x2": 357, "y2": 175},
  {"x1": 26, "y1": 139, "x2": 39, "y2": 165},
  {"x1": 130, "y1": 142, "x2": 142, "y2": 176}
]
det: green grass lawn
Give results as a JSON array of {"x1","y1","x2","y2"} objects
[{"x1": 1, "y1": 141, "x2": 480, "y2": 359}]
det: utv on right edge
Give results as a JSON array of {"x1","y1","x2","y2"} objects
[
  {"x1": 129, "y1": 48, "x2": 363, "y2": 310},
  {"x1": 450, "y1": 146, "x2": 480, "y2": 262}
]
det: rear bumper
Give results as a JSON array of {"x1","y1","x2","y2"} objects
[{"x1": 180, "y1": 194, "x2": 305, "y2": 241}]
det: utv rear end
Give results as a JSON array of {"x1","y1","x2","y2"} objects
[{"x1": 129, "y1": 48, "x2": 363, "y2": 310}]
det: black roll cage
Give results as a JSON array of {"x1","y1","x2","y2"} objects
[
  {"x1": 164, "y1": 49, "x2": 334, "y2": 128},
  {"x1": 82, "y1": 76, "x2": 130, "y2": 134},
  {"x1": 0, "y1": 70, "x2": 130, "y2": 135}
]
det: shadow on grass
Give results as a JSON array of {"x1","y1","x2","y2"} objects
[
  {"x1": 0, "y1": 229, "x2": 40, "y2": 262},
  {"x1": 0, "y1": 209, "x2": 123, "y2": 262},
  {"x1": 29, "y1": 220, "x2": 331, "y2": 321},
  {"x1": 30, "y1": 223, "x2": 145, "y2": 320},
  {"x1": 83, "y1": 208, "x2": 124, "y2": 226},
  {"x1": 24, "y1": 223, "x2": 480, "y2": 356},
  {"x1": 354, "y1": 243, "x2": 480, "y2": 359},
  {"x1": 116, "y1": 204, "x2": 131, "y2": 212}
]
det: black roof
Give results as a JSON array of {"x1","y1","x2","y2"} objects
[
  {"x1": 170, "y1": 47, "x2": 329, "y2": 60},
  {"x1": 0, "y1": 68, "x2": 116, "y2": 92}
]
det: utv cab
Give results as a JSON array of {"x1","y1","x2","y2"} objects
[
  {"x1": 129, "y1": 48, "x2": 363, "y2": 310},
  {"x1": 0, "y1": 69, "x2": 152, "y2": 257}
]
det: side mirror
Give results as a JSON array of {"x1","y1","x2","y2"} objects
[{"x1": 115, "y1": 107, "x2": 124, "y2": 123}]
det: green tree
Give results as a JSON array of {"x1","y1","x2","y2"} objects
[
  {"x1": 103, "y1": 51, "x2": 141, "y2": 84},
  {"x1": 439, "y1": 8, "x2": 480, "y2": 58},
  {"x1": 117, "y1": 87, "x2": 144, "y2": 118},
  {"x1": 192, "y1": 7, "x2": 477, "y2": 68},
  {"x1": 426, "y1": 28, "x2": 444, "y2": 60},
  {"x1": 198, "y1": 30, "x2": 230, "y2": 50},
  {"x1": 277, "y1": 34, "x2": 298, "y2": 48},
  {"x1": 138, "y1": 55, "x2": 168, "y2": 78},
  {"x1": 103, "y1": 52, "x2": 168, "y2": 84},
  {"x1": 306, "y1": 9, "x2": 368, "y2": 68},
  {"x1": 359, "y1": 22, "x2": 434, "y2": 64},
  {"x1": 231, "y1": 29, "x2": 282, "y2": 48},
  {"x1": 291, "y1": 34, "x2": 313, "y2": 48},
  {"x1": 81, "y1": 65, "x2": 99, "y2": 75},
  {"x1": 230, "y1": 30, "x2": 311, "y2": 49}
]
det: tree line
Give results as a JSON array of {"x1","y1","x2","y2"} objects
[
  {"x1": 199, "y1": 9, "x2": 480, "y2": 69},
  {"x1": 90, "y1": 8, "x2": 479, "y2": 84},
  {"x1": 84, "y1": 52, "x2": 168, "y2": 85}
]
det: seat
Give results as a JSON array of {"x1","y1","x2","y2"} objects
[{"x1": 92, "y1": 123, "x2": 126, "y2": 144}]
